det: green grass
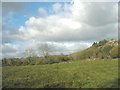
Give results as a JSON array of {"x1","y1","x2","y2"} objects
[{"x1": 2, "y1": 59, "x2": 119, "y2": 88}]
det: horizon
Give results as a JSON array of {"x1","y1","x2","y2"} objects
[{"x1": 1, "y1": 38, "x2": 118, "y2": 59}]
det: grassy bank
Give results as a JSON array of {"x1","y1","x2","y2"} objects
[{"x1": 3, "y1": 59, "x2": 118, "y2": 88}]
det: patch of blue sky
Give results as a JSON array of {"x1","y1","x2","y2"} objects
[
  {"x1": 10, "y1": 40, "x2": 25, "y2": 45},
  {"x1": 2, "y1": 2, "x2": 72, "y2": 45},
  {"x1": 25, "y1": 2, "x2": 67, "y2": 15},
  {"x1": 3, "y1": 2, "x2": 71, "y2": 29},
  {"x1": 3, "y1": 13, "x2": 28, "y2": 28},
  {"x1": 2, "y1": 1, "x2": 72, "y2": 47}
]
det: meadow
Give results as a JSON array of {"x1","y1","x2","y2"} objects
[{"x1": 2, "y1": 58, "x2": 119, "y2": 88}]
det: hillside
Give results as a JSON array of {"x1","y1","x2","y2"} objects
[{"x1": 71, "y1": 39, "x2": 119, "y2": 60}]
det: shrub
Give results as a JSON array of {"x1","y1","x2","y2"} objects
[{"x1": 110, "y1": 46, "x2": 118, "y2": 58}]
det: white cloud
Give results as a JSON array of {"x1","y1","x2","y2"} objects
[
  {"x1": 18, "y1": 2, "x2": 117, "y2": 42},
  {"x1": 52, "y1": 3, "x2": 62, "y2": 13},
  {"x1": 63, "y1": 3, "x2": 71, "y2": 13}
]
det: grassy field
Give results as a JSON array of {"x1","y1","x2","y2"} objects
[{"x1": 2, "y1": 59, "x2": 119, "y2": 88}]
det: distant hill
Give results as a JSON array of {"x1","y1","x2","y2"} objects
[{"x1": 70, "y1": 39, "x2": 119, "y2": 60}]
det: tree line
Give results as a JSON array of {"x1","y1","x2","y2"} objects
[{"x1": 2, "y1": 43, "x2": 72, "y2": 66}]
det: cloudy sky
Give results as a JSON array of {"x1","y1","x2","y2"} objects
[{"x1": 2, "y1": 0, "x2": 118, "y2": 58}]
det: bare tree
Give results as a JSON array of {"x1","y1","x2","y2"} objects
[
  {"x1": 25, "y1": 49, "x2": 34, "y2": 58},
  {"x1": 24, "y1": 48, "x2": 37, "y2": 62},
  {"x1": 39, "y1": 43, "x2": 54, "y2": 58}
]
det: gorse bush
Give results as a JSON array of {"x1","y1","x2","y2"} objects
[{"x1": 110, "y1": 46, "x2": 119, "y2": 58}]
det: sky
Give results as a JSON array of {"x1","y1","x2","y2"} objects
[{"x1": 1, "y1": 0, "x2": 118, "y2": 58}]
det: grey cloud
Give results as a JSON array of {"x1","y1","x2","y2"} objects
[
  {"x1": 74, "y1": 2, "x2": 117, "y2": 26},
  {"x1": 38, "y1": 8, "x2": 47, "y2": 17},
  {"x1": 2, "y1": 26, "x2": 24, "y2": 43},
  {"x1": 0, "y1": 2, "x2": 2, "y2": 45},
  {"x1": 118, "y1": 3, "x2": 119, "y2": 40},
  {"x1": 2, "y1": 2, "x2": 26, "y2": 15},
  {"x1": 2, "y1": 43, "x2": 18, "y2": 54},
  {"x1": 2, "y1": 43, "x2": 25, "y2": 58}
]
